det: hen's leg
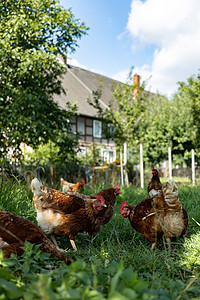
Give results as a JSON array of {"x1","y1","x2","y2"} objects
[
  {"x1": 151, "y1": 242, "x2": 156, "y2": 250},
  {"x1": 51, "y1": 234, "x2": 61, "y2": 250},
  {"x1": 166, "y1": 238, "x2": 171, "y2": 250},
  {"x1": 70, "y1": 239, "x2": 77, "y2": 252},
  {"x1": 183, "y1": 230, "x2": 188, "y2": 238}
]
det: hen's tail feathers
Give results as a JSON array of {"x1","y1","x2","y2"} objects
[
  {"x1": 163, "y1": 179, "x2": 180, "y2": 208},
  {"x1": 149, "y1": 189, "x2": 161, "y2": 198},
  {"x1": 31, "y1": 178, "x2": 43, "y2": 196}
]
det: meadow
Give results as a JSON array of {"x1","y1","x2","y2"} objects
[{"x1": 0, "y1": 177, "x2": 200, "y2": 299}]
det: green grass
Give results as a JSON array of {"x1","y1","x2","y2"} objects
[{"x1": 0, "y1": 176, "x2": 200, "y2": 299}]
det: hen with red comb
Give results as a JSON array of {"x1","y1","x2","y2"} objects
[
  {"x1": 120, "y1": 179, "x2": 188, "y2": 250},
  {"x1": 90, "y1": 185, "x2": 121, "y2": 227},
  {"x1": 148, "y1": 166, "x2": 163, "y2": 197}
]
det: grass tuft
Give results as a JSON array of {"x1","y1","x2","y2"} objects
[{"x1": 0, "y1": 177, "x2": 200, "y2": 298}]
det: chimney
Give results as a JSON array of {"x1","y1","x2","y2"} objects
[{"x1": 133, "y1": 74, "x2": 140, "y2": 97}]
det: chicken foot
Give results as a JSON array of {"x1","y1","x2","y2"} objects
[
  {"x1": 166, "y1": 237, "x2": 171, "y2": 250},
  {"x1": 151, "y1": 243, "x2": 156, "y2": 251},
  {"x1": 70, "y1": 239, "x2": 77, "y2": 252},
  {"x1": 50, "y1": 234, "x2": 64, "y2": 251},
  {"x1": 51, "y1": 234, "x2": 77, "y2": 252},
  {"x1": 151, "y1": 237, "x2": 171, "y2": 251},
  {"x1": 51, "y1": 234, "x2": 71, "y2": 252}
]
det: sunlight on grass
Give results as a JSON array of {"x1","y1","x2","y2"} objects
[
  {"x1": 1, "y1": 177, "x2": 200, "y2": 299},
  {"x1": 161, "y1": 176, "x2": 192, "y2": 185},
  {"x1": 181, "y1": 231, "x2": 200, "y2": 268}
]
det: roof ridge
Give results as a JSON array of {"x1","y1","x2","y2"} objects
[
  {"x1": 67, "y1": 66, "x2": 110, "y2": 110},
  {"x1": 68, "y1": 64, "x2": 122, "y2": 84}
]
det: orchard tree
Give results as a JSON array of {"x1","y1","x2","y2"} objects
[
  {"x1": 174, "y1": 75, "x2": 200, "y2": 148},
  {"x1": 136, "y1": 96, "x2": 171, "y2": 164},
  {"x1": 88, "y1": 71, "x2": 196, "y2": 166},
  {"x1": 137, "y1": 94, "x2": 192, "y2": 165},
  {"x1": 88, "y1": 72, "x2": 148, "y2": 147},
  {"x1": 88, "y1": 73, "x2": 164, "y2": 167},
  {"x1": 169, "y1": 74, "x2": 200, "y2": 164},
  {"x1": 0, "y1": 0, "x2": 89, "y2": 159},
  {"x1": 136, "y1": 74, "x2": 200, "y2": 166}
]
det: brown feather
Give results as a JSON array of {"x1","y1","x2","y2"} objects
[
  {"x1": 120, "y1": 180, "x2": 188, "y2": 248},
  {"x1": 31, "y1": 178, "x2": 108, "y2": 251},
  {"x1": 91, "y1": 186, "x2": 121, "y2": 226},
  {"x1": 0, "y1": 209, "x2": 71, "y2": 264},
  {"x1": 148, "y1": 168, "x2": 163, "y2": 196},
  {"x1": 60, "y1": 178, "x2": 85, "y2": 193}
]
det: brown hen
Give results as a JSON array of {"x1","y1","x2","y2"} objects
[
  {"x1": 148, "y1": 166, "x2": 163, "y2": 197},
  {"x1": 119, "y1": 180, "x2": 188, "y2": 250},
  {"x1": 0, "y1": 209, "x2": 71, "y2": 264},
  {"x1": 31, "y1": 178, "x2": 106, "y2": 252},
  {"x1": 90, "y1": 185, "x2": 121, "y2": 227},
  {"x1": 60, "y1": 178, "x2": 85, "y2": 193}
]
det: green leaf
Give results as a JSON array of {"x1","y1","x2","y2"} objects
[
  {"x1": 0, "y1": 278, "x2": 22, "y2": 299},
  {"x1": 0, "y1": 268, "x2": 13, "y2": 280},
  {"x1": 0, "y1": 0, "x2": 88, "y2": 160}
]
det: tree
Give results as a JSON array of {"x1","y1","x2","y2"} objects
[
  {"x1": 88, "y1": 72, "x2": 148, "y2": 147},
  {"x1": 175, "y1": 75, "x2": 200, "y2": 147},
  {"x1": 136, "y1": 96, "x2": 171, "y2": 164},
  {"x1": 136, "y1": 74, "x2": 200, "y2": 166},
  {"x1": 169, "y1": 74, "x2": 200, "y2": 164},
  {"x1": 0, "y1": 0, "x2": 89, "y2": 159},
  {"x1": 88, "y1": 71, "x2": 197, "y2": 166}
]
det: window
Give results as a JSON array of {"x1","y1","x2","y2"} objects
[
  {"x1": 93, "y1": 120, "x2": 102, "y2": 138},
  {"x1": 86, "y1": 119, "x2": 93, "y2": 126},
  {"x1": 77, "y1": 118, "x2": 85, "y2": 135},
  {"x1": 71, "y1": 124, "x2": 76, "y2": 133},
  {"x1": 86, "y1": 127, "x2": 93, "y2": 135},
  {"x1": 101, "y1": 149, "x2": 116, "y2": 163}
]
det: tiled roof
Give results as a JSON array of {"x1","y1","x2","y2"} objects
[{"x1": 53, "y1": 64, "x2": 122, "y2": 118}]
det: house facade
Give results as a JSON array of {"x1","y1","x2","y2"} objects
[{"x1": 54, "y1": 63, "x2": 123, "y2": 163}]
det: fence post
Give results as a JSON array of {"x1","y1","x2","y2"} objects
[
  {"x1": 140, "y1": 143, "x2": 144, "y2": 188},
  {"x1": 105, "y1": 167, "x2": 108, "y2": 185},
  {"x1": 124, "y1": 142, "x2": 129, "y2": 186},
  {"x1": 120, "y1": 148, "x2": 124, "y2": 185},
  {"x1": 192, "y1": 149, "x2": 195, "y2": 186},
  {"x1": 168, "y1": 147, "x2": 172, "y2": 180},
  {"x1": 92, "y1": 143, "x2": 96, "y2": 185}
]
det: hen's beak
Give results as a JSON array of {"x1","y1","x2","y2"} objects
[{"x1": 103, "y1": 204, "x2": 107, "y2": 207}]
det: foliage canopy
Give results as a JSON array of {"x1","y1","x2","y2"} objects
[
  {"x1": 89, "y1": 72, "x2": 200, "y2": 166},
  {"x1": 0, "y1": 0, "x2": 89, "y2": 159}
]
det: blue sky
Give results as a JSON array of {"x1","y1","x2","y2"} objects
[{"x1": 60, "y1": 0, "x2": 200, "y2": 98}]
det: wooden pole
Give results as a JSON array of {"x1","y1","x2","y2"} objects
[
  {"x1": 168, "y1": 147, "x2": 172, "y2": 180},
  {"x1": 105, "y1": 167, "x2": 108, "y2": 185},
  {"x1": 120, "y1": 148, "x2": 124, "y2": 185},
  {"x1": 192, "y1": 149, "x2": 195, "y2": 186},
  {"x1": 140, "y1": 143, "x2": 144, "y2": 188},
  {"x1": 124, "y1": 142, "x2": 129, "y2": 186},
  {"x1": 92, "y1": 143, "x2": 96, "y2": 185}
]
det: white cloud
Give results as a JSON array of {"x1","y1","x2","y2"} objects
[
  {"x1": 112, "y1": 69, "x2": 130, "y2": 83},
  {"x1": 111, "y1": 65, "x2": 156, "y2": 95},
  {"x1": 126, "y1": 0, "x2": 200, "y2": 97}
]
